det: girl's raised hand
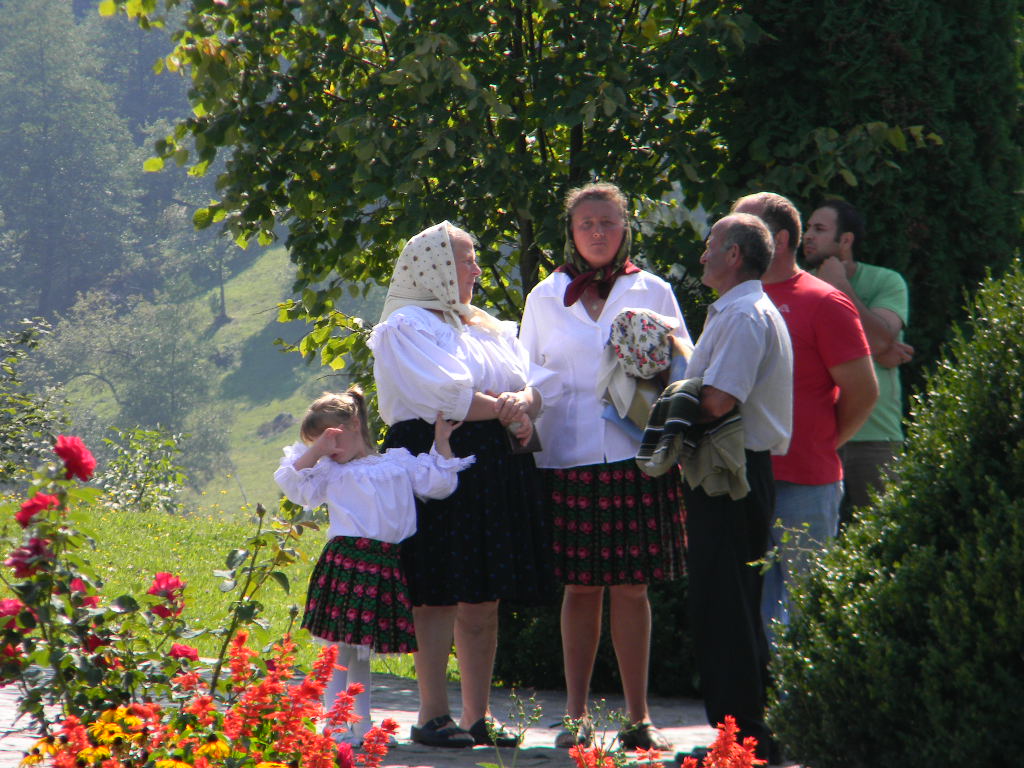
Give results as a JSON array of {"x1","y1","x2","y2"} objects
[{"x1": 433, "y1": 411, "x2": 462, "y2": 458}]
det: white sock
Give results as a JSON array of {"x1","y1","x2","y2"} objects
[{"x1": 327, "y1": 642, "x2": 373, "y2": 742}]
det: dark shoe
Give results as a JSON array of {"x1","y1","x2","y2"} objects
[
  {"x1": 410, "y1": 715, "x2": 475, "y2": 748},
  {"x1": 675, "y1": 746, "x2": 710, "y2": 765},
  {"x1": 619, "y1": 722, "x2": 672, "y2": 750},
  {"x1": 468, "y1": 717, "x2": 521, "y2": 748},
  {"x1": 554, "y1": 716, "x2": 594, "y2": 748}
]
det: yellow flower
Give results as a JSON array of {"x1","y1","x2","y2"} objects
[
  {"x1": 255, "y1": 763, "x2": 290, "y2": 768},
  {"x1": 88, "y1": 720, "x2": 125, "y2": 744},
  {"x1": 79, "y1": 745, "x2": 112, "y2": 761},
  {"x1": 29, "y1": 736, "x2": 57, "y2": 755},
  {"x1": 18, "y1": 750, "x2": 44, "y2": 767},
  {"x1": 196, "y1": 738, "x2": 231, "y2": 759},
  {"x1": 156, "y1": 759, "x2": 194, "y2": 768}
]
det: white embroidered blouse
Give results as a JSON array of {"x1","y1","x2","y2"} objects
[
  {"x1": 368, "y1": 305, "x2": 561, "y2": 425},
  {"x1": 274, "y1": 443, "x2": 475, "y2": 544}
]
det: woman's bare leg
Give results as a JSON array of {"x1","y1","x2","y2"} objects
[
  {"x1": 561, "y1": 585, "x2": 605, "y2": 718},
  {"x1": 412, "y1": 604, "x2": 458, "y2": 725}
]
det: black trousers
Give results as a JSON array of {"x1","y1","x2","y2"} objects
[{"x1": 681, "y1": 450, "x2": 774, "y2": 758}]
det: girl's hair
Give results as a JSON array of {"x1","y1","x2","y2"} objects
[
  {"x1": 299, "y1": 386, "x2": 376, "y2": 451},
  {"x1": 564, "y1": 181, "x2": 629, "y2": 222}
]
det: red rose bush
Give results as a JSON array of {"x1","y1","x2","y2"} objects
[{"x1": 1, "y1": 436, "x2": 393, "y2": 767}]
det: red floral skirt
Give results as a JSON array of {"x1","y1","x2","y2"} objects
[
  {"x1": 543, "y1": 458, "x2": 686, "y2": 586},
  {"x1": 301, "y1": 536, "x2": 416, "y2": 654}
]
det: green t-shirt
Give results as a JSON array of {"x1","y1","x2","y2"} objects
[{"x1": 850, "y1": 262, "x2": 909, "y2": 442}]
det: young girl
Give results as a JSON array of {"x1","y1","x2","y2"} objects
[{"x1": 274, "y1": 387, "x2": 473, "y2": 744}]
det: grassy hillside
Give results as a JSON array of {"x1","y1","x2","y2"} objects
[{"x1": 188, "y1": 248, "x2": 382, "y2": 514}]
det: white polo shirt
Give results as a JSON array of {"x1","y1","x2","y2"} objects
[{"x1": 685, "y1": 280, "x2": 793, "y2": 454}]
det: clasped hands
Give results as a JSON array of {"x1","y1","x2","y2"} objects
[{"x1": 488, "y1": 389, "x2": 534, "y2": 446}]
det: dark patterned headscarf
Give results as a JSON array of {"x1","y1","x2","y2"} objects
[{"x1": 555, "y1": 209, "x2": 639, "y2": 307}]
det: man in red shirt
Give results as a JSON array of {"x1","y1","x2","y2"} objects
[{"x1": 732, "y1": 193, "x2": 878, "y2": 646}]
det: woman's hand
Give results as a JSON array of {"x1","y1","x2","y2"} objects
[
  {"x1": 507, "y1": 414, "x2": 535, "y2": 447},
  {"x1": 491, "y1": 390, "x2": 529, "y2": 426}
]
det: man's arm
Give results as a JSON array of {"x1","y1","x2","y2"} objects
[
  {"x1": 697, "y1": 385, "x2": 738, "y2": 423},
  {"x1": 816, "y1": 257, "x2": 903, "y2": 357},
  {"x1": 873, "y1": 339, "x2": 915, "y2": 369},
  {"x1": 829, "y1": 355, "x2": 879, "y2": 447}
]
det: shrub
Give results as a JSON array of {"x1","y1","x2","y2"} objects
[
  {"x1": 0, "y1": 321, "x2": 68, "y2": 486},
  {"x1": 93, "y1": 426, "x2": 188, "y2": 515},
  {"x1": 769, "y1": 259, "x2": 1024, "y2": 767}
]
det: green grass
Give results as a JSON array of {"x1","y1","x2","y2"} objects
[
  {"x1": 82, "y1": 501, "x2": 418, "y2": 678},
  {"x1": 183, "y1": 246, "x2": 382, "y2": 513}
]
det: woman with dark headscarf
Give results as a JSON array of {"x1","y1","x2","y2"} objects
[
  {"x1": 520, "y1": 183, "x2": 689, "y2": 751},
  {"x1": 369, "y1": 221, "x2": 560, "y2": 749}
]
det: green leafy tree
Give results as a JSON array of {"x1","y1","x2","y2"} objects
[
  {"x1": 770, "y1": 259, "x2": 1024, "y2": 767},
  {"x1": 104, "y1": 0, "x2": 763, "y2": 367},
  {"x1": 28, "y1": 291, "x2": 231, "y2": 485},
  {"x1": 0, "y1": 0, "x2": 144, "y2": 321}
]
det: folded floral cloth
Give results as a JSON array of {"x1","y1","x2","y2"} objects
[{"x1": 598, "y1": 309, "x2": 693, "y2": 428}]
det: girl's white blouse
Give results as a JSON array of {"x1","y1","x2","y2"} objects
[
  {"x1": 273, "y1": 443, "x2": 475, "y2": 544},
  {"x1": 368, "y1": 306, "x2": 561, "y2": 425},
  {"x1": 519, "y1": 270, "x2": 691, "y2": 469}
]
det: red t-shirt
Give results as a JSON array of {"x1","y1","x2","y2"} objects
[{"x1": 764, "y1": 271, "x2": 869, "y2": 484}]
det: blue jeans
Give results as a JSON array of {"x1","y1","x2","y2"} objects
[{"x1": 761, "y1": 480, "x2": 842, "y2": 649}]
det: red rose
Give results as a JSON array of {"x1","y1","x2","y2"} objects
[
  {"x1": 5, "y1": 538, "x2": 53, "y2": 578},
  {"x1": 70, "y1": 577, "x2": 101, "y2": 608},
  {"x1": 16, "y1": 493, "x2": 59, "y2": 528},
  {"x1": 170, "y1": 643, "x2": 200, "y2": 662},
  {"x1": 54, "y1": 435, "x2": 96, "y2": 481},
  {"x1": 147, "y1": 572, "x2": 185, "y2": 618},
  {"x1": 0, "y1": 598, "x2": 23, "y2": 630}
]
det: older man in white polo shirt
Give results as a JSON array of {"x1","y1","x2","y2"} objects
[{"x1": 676, "y1": 212, "x2": 793, "y2": 766}]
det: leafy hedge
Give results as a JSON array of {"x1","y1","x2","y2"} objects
[
  {"x1": 769, "y1": 259, "x2": 1024, "y2": 767},
  {"x1": 706, "y1": 0, "x2": 1023, "y2": 383}
]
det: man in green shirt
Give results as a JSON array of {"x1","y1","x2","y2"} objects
[{"x1": 803, "y1": 199, "x2": 912, "y2": 527}]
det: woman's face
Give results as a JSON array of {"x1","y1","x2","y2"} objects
[
  {"x1": 571, "y1": 198, "x2": 626, "y2": 269},
  {"x1": 451, "y1": 234, "x2": 481, "y2": 304}
]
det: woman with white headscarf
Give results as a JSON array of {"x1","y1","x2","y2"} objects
[{"x1": 369, "y1": 221, "x2": 560, "y2": 749}]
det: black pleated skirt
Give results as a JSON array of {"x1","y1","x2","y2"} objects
[{"x1": 383, "y1": 419, "x2": 554, "y2": 606}]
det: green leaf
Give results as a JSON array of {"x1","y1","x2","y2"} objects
[
  {"x1": 193, "y1": 207, "x2": 212, "y2": 228},
  {"x1": 143, "y1": 156, "x2": 164, "y2": 172},
  {"x1": 110, "y1": 595, "x2": 140, "y2": 613},
  {"x1": 97, "y1": 0, "x2": 116, "y2": 17},
  {"x1": 226, "y1": 548, "x2": 249, "y2": 569},
  {"x1": 270, "y1": 571, "x2": 290, "y2": 593}
]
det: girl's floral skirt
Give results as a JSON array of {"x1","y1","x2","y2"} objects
[
  {"x1": 301, "y1": 536, "x2": 417, "y2": 654},
  {"x1": 542, "y1": 458, "x2": 686, "y2": 586}
]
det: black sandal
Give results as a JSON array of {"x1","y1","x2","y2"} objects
[
  {"x1": 468, "y1": 717, "x2": 521, "y2": 747},
  {"x1": 619, "y1": 722, "x2": 672, "y2": 750},
  {"x1": 410, "y1": 715, "x2": 475, "y2": 748}
]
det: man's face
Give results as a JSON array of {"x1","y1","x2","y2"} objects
[
  {"x1": 802, "y1": 206, "x2": 842, "y2": 267},
  {"x1": 700, "y1": 220, "x2": 736, "y2": 293}
]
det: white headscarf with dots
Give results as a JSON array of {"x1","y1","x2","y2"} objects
[{"x1": 379, "y1": 221, "x2": 479, "y2": 331}]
